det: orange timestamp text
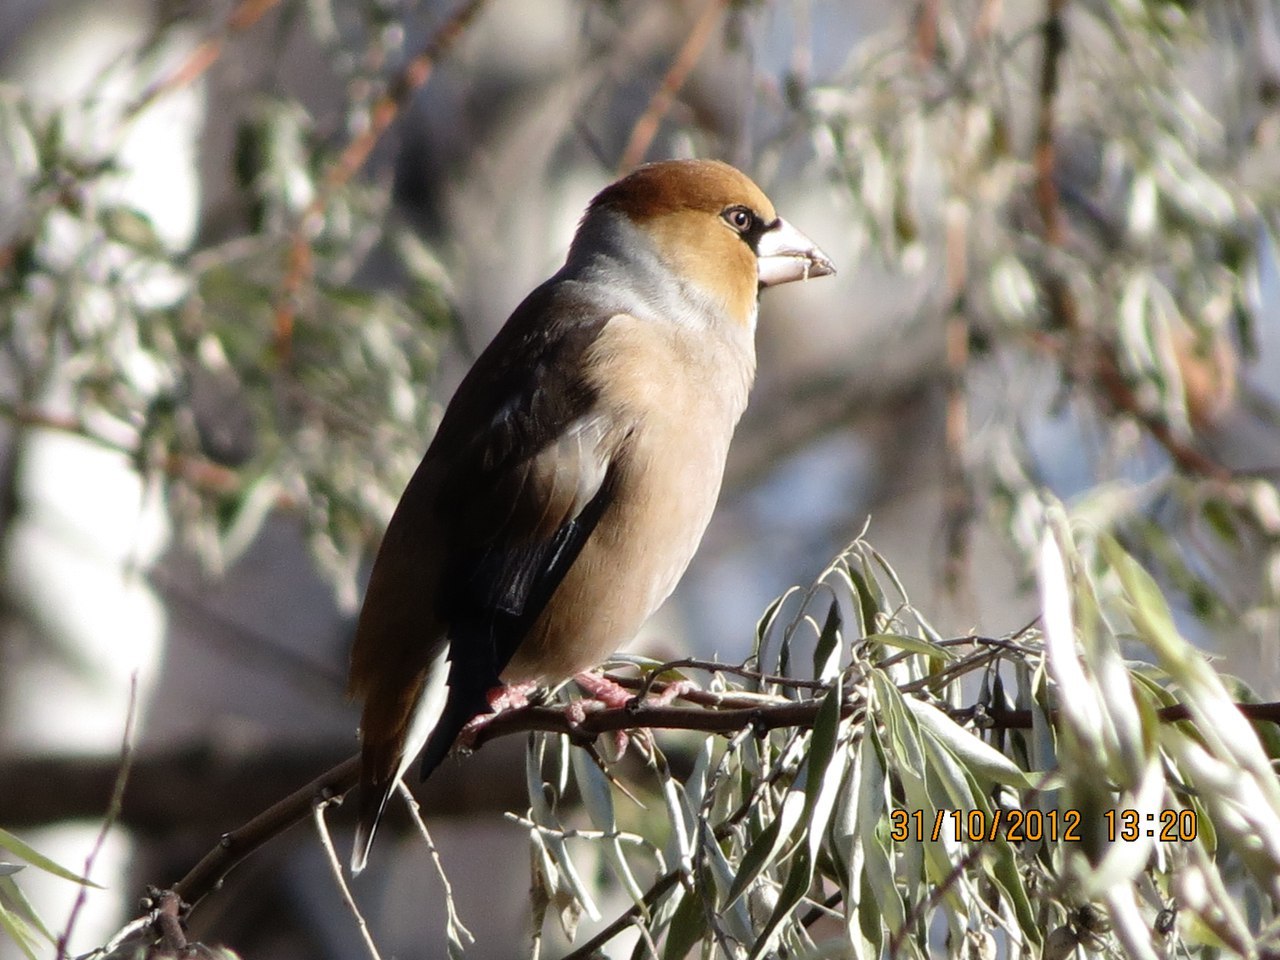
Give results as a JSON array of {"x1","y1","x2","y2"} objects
[{"x1": 888, "y1": 808, "x2": 1198, "y2": 843}]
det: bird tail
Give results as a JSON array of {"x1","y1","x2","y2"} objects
[
  {"x1": 350, "y1": 768, "x2": 393, "y2": 875},
  {"x1": 350, "y1": 646, "x2": 451, "y2": 874}
]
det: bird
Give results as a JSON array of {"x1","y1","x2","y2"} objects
[{"x1": 347, "y1": 158, "x2": 835, "y2": 873}]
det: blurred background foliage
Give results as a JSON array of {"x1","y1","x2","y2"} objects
[{"x1": 1, "y1": 0, "x2": 1279, "y2": 957}]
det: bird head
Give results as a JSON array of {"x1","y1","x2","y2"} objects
[{"x1": 567, "y1": 159, "x2": 835, "y2": 332}]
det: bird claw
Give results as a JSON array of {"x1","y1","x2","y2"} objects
[
  {"x1": 644, "y1": 679, "x2": 697, "y2": 707},
  {"x1": 573, "y1": 671, "x2": 637, "y2": 709},
  {"x1": 456, "y1": 680, "x2": 539, "y2": 750},
  {"x1": 569, "y1": 672, "x2": 700, "y2": 759}
]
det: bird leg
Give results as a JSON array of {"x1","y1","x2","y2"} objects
[
  {"x1": 455, "y1": 680, "x2": 540, "y2": 750},
  {"x1": 569, "y1": 671, "x2": 699, "y2": 758}
]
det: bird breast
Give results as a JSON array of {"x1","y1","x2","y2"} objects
[{"x1": 501, "y1": 311, "x2": 755, "y2": 682}]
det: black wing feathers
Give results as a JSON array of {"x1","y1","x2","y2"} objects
[{"x1": 417, "y1": 281, "x2": 617, "y2": 778}]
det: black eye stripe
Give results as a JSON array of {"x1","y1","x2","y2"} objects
[{"x1": 721, "y1": 205, "x2": 771, "y2": 250}]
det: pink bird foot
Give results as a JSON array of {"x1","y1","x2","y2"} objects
[
  {"x1": 569, "y1": 671, "x2": 699, "y2": 758},
  {"x1": 456, "y1": 680, "x2": 540, "y2": 750}
]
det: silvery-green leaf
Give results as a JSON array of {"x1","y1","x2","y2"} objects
[
  {"x1": 905, "y1": 696, "x2": 1031, "y2": 788},
  {"x1": 747, "y1": 847, "x2": 814, "y2": 960},
  {"x1": 0, "y1": 900, "x2": 38, "y2": 960},
  {"x1": 865, "y1": 633, "x2": 957, "y2": 661},
  {"x1": 570, "y1": 748, "x2": 646, "y2": 908},
  {"x1": 725, "y1": 789, "x2": 805, "y2": 906}
]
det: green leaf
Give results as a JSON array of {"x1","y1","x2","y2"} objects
[
  {"x1": 865, "y1": 634, "x2": 957, "y2": 661},
  {"x1": 524, "y1": 737, "x2": 600, "y2": 923},
  {"x1": 100, "y1": 206, "x2": 164, "y2": 255},
  {"x1": 748, "y1": 847, "x2": 814, "y2": 960},
  {"x1": 846, "y1": 567, "x2": 882, "y2": 638},
  {"x1": 856, "y1": 724, "x2": 898, "y2": 947},
  {"x1": 570, "y1": 748, "x2": 647, "y2": 909},
  {"x1": 812, "y1": 600, "x2": 843, "y2": 682},
  {"x1": 0, "y1": 899, "x2": 39, "y2": 960},
  {"x1": 0, "y1": 875, "x2": 51, "y2": 944},
  {"x1": 724, "y1": 791, "x2": 801, "y2": 906},
  {"x1": 661, "y1": 887, "x2": 705, "y2": 960},
  {"x1": 0, "y1": 830, "x2": 97, "y2": 887}
]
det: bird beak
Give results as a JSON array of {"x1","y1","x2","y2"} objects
[{"x1": 756, "y1": 218, "x2": 836, "y2": 287}]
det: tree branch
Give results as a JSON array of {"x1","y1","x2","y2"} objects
[
  {"x1": 273, "y1": 0, "x2": 490, "y2": 361},
  {"x1": 617, "y1": 0, "x2": 729, "y2": 173},
  {"x1": 144, "y1": 686, "x2": 1280, "y2": 913}
]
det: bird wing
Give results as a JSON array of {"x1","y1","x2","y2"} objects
[
  {"x1": 349, "y1": 280, "x2": 629, "y2": 869},
  {"x1": 419, "y1": 284, "x2": 631, "y2": 777}
]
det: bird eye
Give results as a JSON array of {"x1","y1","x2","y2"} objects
[{"x1": 723, "y1": 207, "x2": 754, "y2": 233}]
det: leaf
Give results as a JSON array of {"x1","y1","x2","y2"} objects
[
  {"x1": 754, "y1": 589, "x2": 801, "y2": 685},
  {"x1": 865, "y1": 633, "x2": 958, "y2": 661},
  {"x1": 0, "y1": 899, "x2": 39, "y2": 960},
  {"x1": 570, "y1": 748, "x2": 647, "y2": 909},
  {"x1": 856, "y1": 723, "x2": 899, "y2": 948},
  {"x1": 524, "y1": 737, "x2": 600, "y2": 923},
  {"x1": 724, "y1": 790, "x2": 803, "y2": 906},
  {"x1": 904, "y1": 697, "x2": 1032, "y2": 789},
  {"x1": 662, "y1": 886, "x2": 705, "y2": 960},
  {"x1": 811, "y1": 600, "x2": 843, "y2": 682},
  {"x1": 0, "y1": 830, "x2": 97, "y2": 887},
  {"x1": 846, "y1": 567, "x2": 882, "y2": 638},
  {"x1": 699, "y1": 829, "x2": 756, "y2": 946},
  {"x1": 747, "y1": 846, "x2": 814, "y2": 960},
  {"x1": 872, "y1": 674, "x2": 957, "y2": 894},
  {"x1": 0, "y1": 875, "x2": 51, "y2": 944},
  {"x1": 100, "y1": 206, "x2": 164, "y2": 255}
]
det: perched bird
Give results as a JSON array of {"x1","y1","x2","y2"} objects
[{"x1": 347, "y1": 158, "x2": 834, "y2": 872}]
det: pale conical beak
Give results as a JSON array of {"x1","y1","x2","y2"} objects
[{"x1": 756, "y1": 217, "x2": 836, "y2": 287}]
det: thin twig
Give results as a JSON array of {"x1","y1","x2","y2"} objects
[
  {"x1": 396, "y1": 782, "x2": 475, "y2": 952},
  {"x1": 56, "y1": 675, "x2": 139, "y2": 960},
  {"x1": 627, "y1": 656, "x2": 830, "y2": 700},
  {"x1": 617, "y1": 0, "x2": 729, "y2": 173},
  {"x1": 0, "y1": 401, "x2": 255, "y2": 500},
  {"x1": 313, "y1": 799, "x2": 383, "y2": 960},
  {"x1": 558, "y1": 870, "x2": 681, "y2": 960},
  {"x1": 887, "y1": 845, "x2": 984, "y2": 958},
  {"x1": 149, "y1": 891, "x2": 187, "y2": 954}
]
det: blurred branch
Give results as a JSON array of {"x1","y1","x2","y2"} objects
[
  {"x1": 274, "y1": 0, "x2": 490, "y2": 361},
  {"x1": 127, "y1": 0, "x2": 283, "y2": 119},
  {"x1": 1033, "y1": 0, "x2": 1069, "y2": 251},
  {"x1": 942, "y1": 202, "x2": 972, "y2": 595},
  {"x1": 617, "y1": 0, "x2": 729, "y2": 172},
  {"x1": 0, "y1": 402, "x2": 293, "y2": 504},
  {"x1": 726, "y1": 365, "x2": 937, "y2": 495},
  {"x1": 1030, "y1": 0, "x2": 1232, "y2": 481},
  {"x1": 0, "y1": 743, "x2": 526, "y2": 833}
]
